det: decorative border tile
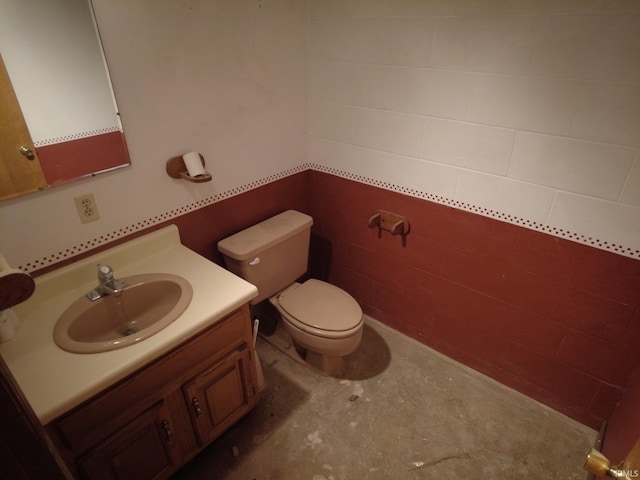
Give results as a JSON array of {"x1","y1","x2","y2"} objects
[
  {"x1": 19, "y1": 164, "x2": 307, "y2": 272},
  {"x1": 19, "y1": 163, "x2": 639, "y2": 272},
  {"x1": 33, "y1": 126, "x2": 123, "y2": 147},
  {"x1": 309, "y1": 163, "x2": 640, "y2": 260}
]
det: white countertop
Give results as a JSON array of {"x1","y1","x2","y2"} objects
[{"x1": 0, "y1": 225, "x2": 258, "y2": 425}]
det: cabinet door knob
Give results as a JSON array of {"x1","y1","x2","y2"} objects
[
  {"x1": 19, "y1": 145, "x2": 35, "y2": 160},
  {"x1": 192, "y1": 397, "x2": 202, "y2": 418},
  {"x1": 161, "y1": 419, "x2": 173, "y2": 441}
]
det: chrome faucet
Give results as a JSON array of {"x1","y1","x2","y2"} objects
[{"x1": 86, "y1": 264, "x2": 128, "y2": 301}]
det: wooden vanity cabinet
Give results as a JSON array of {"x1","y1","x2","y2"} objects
[{"x1": 46, "y1": 305, "x2": 259, "y2": 480}]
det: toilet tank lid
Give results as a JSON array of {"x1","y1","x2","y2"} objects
[{"x1": 217, "y1": 210, "x2": 313, "y2": 261}]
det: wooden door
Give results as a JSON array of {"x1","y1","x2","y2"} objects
[{"x1": 0, "y1": 54, "x2": 48, "y2": 200}]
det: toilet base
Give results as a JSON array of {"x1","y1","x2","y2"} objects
[
  {"x1": 259, "y1": 322, "x2": 344, "y2": 376},
  {"x1": 304, "y1": 350, "x2": 344, "y2": 376}
]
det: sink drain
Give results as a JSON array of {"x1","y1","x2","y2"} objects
[{"x1": 123, "y1": 327, "x2": 138, "y2": 336}]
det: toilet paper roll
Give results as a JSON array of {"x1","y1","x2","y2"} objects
[
  {"x1": 182, "y1": 152, "x2": 207, "y2": 177},
  {"x1": 0, "y1": 254, "x2": 35, "y2": 310}
]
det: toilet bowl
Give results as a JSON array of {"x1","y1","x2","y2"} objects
[
  {"x1": 269, "y1": 280, "x2": 363, "y2": 375},
  {"x1": 217, "y1": 210, "x2": 364, "y2": 376}
]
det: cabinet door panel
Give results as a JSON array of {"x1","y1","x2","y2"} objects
[
  {"x1": 206, "y1": 360, "x2": 246, "y2": 423},
  {"x1": 184, "y1": 347, "x2": 255, "y2": 446},
  {"x1": 78, "y1": 401, "x2": 179, "y2": 480}
]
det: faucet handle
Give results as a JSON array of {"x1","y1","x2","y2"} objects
[{"x1": 97, "y1": 264, "x2": 114, "y2": 284}]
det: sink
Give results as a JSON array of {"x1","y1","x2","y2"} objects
[{"x1": 54, "y1": 273, "x2": 193, "y2": 353}]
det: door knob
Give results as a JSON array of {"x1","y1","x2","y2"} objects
[
  {"x1": 19, "y1": 145, "x2": 35, "y2": 160},
  {"x1": 192, "y1": 397, "x2": 202, "y2": 417},
  {"x1": 161, "y1": 419, "x2": 173, "y2": 441},
  {"x1": 584, "y1": 448, "x2": 612, "y2": 476}
]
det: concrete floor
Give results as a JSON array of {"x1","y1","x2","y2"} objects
[{"x1": 173, "y1": 316, "x2": 596, "y2": 480}]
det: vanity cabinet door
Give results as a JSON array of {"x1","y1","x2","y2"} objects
[
  {"x1": 184, "y1": 346, "x2": 256, "y2": 446},
  {"x1": 77, "y1": 401, "x2": 180, "y2": 480}
]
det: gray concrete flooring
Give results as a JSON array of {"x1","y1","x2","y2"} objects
[{"x1": 173, "y1": 316, "x2": 596, "y2": 479}]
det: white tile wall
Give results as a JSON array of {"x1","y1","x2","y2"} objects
[
  {"x1": 456, "y1": 170, "x2": 555, "y2": 225},
  {"x1": 309, "y1": 138, "x2": 459, "y2": 200},
  {"x1": 548, "y1": 193, "x2": 640, "y2": 250},
  {"x1": 308, "y1": 0, "x2": 640, "y2": 20},
  {"x1": 430, "y1": 16, "x2": 537, "y2": 75},
  {"x1": 350, "y1": 107, "x2": 425, "y2": 158},
  {"x1": 310, "y1": 17, "x2": 434, "y2": 66},
  {"x1": 422, "y1": 118, "x2": 515, "y2": 174},
  {"x1": 621, "y1": 158, "x2": 640, "y2": 207},
  {"x1": 308, "y1": 61, "x2": 390, "y2": 108},
  {"x1": 386, "y1": 67, "x2": 472, "y2": 119},
  {"x1": 571, "y1": 83, "x2": 640, "y2": 148},
  {"x1": 430, "y1": 14, "x2": 640, "y2": 82},
  {"x1": 509, "y1": 133, "x2": 636, "y2": 200},
  {"x1": 465, "y1": 75, "x2": 587, "y2": 135},
  {"x1": 307, "y1": 0, "x2": 640, "y2": 257}
]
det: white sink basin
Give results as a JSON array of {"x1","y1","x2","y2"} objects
[{"x1": 54, "y1": 273, "x2": 192, "y2": 353}]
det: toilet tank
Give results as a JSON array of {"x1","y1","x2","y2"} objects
[{"x1": 217, "y1": 210, "x2": 313, "y2": 305}]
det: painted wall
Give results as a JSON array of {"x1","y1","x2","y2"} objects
[
  {"x1": 305, "y1": 0, "x2": 640, "y2": 436},
  {"x1": 307, "y1": 0, "x2": 640, "y2": 259},
  {"x1": 0, "y1": 0, "x2": 638, "y2": 435},
  {"x1": 0, "y1": 0, "x2": 307, "y2": 272},
  {"x1": 1, "y1": 0, "x2": 639, "y2": 273}
]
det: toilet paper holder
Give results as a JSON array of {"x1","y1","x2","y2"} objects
[
  {"x1": 166, "y1": 153, "x2": 212, "y2": 183},
  {"x1": 368, "y1": 210, "x2": 410, "y2": 246}
]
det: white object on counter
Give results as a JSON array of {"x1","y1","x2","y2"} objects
[{"x1": 0, "y1": 308, "x2": 18, "y2": 342}]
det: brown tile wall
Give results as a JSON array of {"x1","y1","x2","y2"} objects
[
  {"x1": 307, "y1": 170, "x2": 640, "y2": 429},
  {"x1": 157, "y1": 172, "x2": 311, "y2": 266}
]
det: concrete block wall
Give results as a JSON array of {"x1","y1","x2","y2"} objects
[{"x1": 307, "y1": 0, "x2": 640, "y2": 257}]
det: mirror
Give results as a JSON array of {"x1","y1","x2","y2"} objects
[{"x1": 0, "y1": 0, "x2": 130, "y2": 201}]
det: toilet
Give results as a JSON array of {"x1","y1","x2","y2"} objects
[{"x1": 217, "y1": 210, "x2": 363, "y2": 375}]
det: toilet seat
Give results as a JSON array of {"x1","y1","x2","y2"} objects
[{"x1": 277, "y1": 279, "x2": 363, "y2": 339}]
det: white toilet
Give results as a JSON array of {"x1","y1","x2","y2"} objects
[{"x1": 217, "y1": 210, "x2": 363, "y2": 375}]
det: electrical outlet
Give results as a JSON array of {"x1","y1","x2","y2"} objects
[{"x1": 74, "y1": 193, "x2": 100, "y2": 223}]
